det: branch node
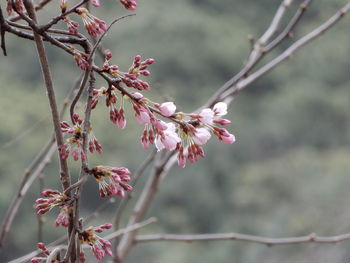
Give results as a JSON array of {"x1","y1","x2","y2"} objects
[{"x1": 309, "y1": 233, "x2": 316, "y2": 241}]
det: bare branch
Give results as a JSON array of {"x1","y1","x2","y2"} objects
[
  {"x1": 220, "y1": 1, "x2": 350, "y2": 100},
  {"x1": 112, "y1": 149, "x2": 157, "y2": 254},
  {"x1": 116, "y1": 153, "x2": 175, "y2": 262},
  {"x1": 136, "y1": 232, "x2": 350, "y2": 246},
  {"x1": 0, "y1": 143, "x2": 56, "y2": 247}
]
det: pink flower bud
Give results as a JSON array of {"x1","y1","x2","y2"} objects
[{"x1": 213, "y1": 119, "x2": 232, "y2": 126}]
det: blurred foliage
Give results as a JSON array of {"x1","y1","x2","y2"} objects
[{"x1": 1, "y1": 0, "x2": 350, "y2": 262}]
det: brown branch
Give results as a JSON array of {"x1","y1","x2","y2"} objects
[
  {"x1": 136, "y1": 232, "x2": 350, "y2": 246},
  {"x1": 23, "y1": 0, "x2": 71, "y2": 191}
]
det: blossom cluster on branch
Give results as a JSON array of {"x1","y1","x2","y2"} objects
[{"x1": 3, "y1": 0, "x2": 235, "y2": 261}]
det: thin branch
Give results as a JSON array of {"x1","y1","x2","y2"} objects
[
  {"x1": 205, "y1": 0, "x2": 298, "y2": 108},
  {"x1": 136, "y1": 232, "x2": 350, "y2": 246},
  {"x1": 69, "y1": 68, "x2": 90, "y2": 123},
  {"x1": 39, "y1": 0, "x2": 89, "y2": 32},
  {"x1": 265, "y1": 0, "x2": 312, "y2": 52},
  {"x1": 116, "y1": 153, "x2": 175, "y2": 262},
  {"x1": 8, "y1": 218, "x2": 156, "y2": 263},
  {"x1": 105, "y1": 217, "x2": 157, "y2": 241},
  {"x1": 220, "y1": 1, "x2": 350, "y2": 100},
  {"x1": 112, "y1": 149, "x2": 157, "y2": 253},
  {"x1": 23, "y1": 0, "x2": 71, "y2": 191},
  {"x1": 0, "y1": 143, "x2": 56, "y2": 247}
]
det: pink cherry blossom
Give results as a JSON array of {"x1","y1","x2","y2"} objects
[
  {"x1": 193, "y1": 128, "x2": 211, "y2": 145},
  {"x1": 155, "y1": 123, "x2": 181, "y2": 151},
  {"x1": 213, "y1": 102, "x2": 228, "y2": 116},
  {"x1": 135, "y1": 109, "x2": 151, "y2": 124},
  {"x1": 198, "y1": 108, "x2": 214, "y2": 125},
  {"x1": 159, "y1": 102, "x2": 176, "y2": 117}
]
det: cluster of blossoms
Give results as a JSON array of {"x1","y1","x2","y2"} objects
[
  {"x1": 59, "y1": 113, "x2": 102, "y2": 161},
  {"x1": 72, "y1": 49, "x2": 89, "y2": 70},
  {"x1": 76, "y1": 7, "x2": 107, "y2": 37},
  {"x1": 90, "y1": 166, "x2": 133, "y2": 198},
  {"x1": 135, "y1": 100, "x2": 235, "y2": 167},
  {"x1": 63, "y1": 16, "x2": 80, "y2": 35},
  {"x1": 85, "y1": 50, "x2": 235, "y2": 168},
  {"x1": 24, "y1": 0, "x2": 237, "y2": 261},
  {"x1": 35, "y1": 189, "x2": 72, "y2": 227},
  {"x1": 91, "y1": 75, "x2": 235, "y2": 168},
  {"x1": 79, "y1": 224, "x2": 113, "y2": 260},
  {"x1": 101, "y1": 53, "x2": 155, "y2": 91}
]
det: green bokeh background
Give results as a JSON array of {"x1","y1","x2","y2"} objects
[{"x1": 1, "y1": 0, "x2": 350, "y2": 262}]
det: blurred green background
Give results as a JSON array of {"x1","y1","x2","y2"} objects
[{"x1": 1, "y1": 0, "x2": 350, "y2": 262}]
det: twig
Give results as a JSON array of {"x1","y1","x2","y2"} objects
[
  {"x1": 136, "y1": 232, "x2": 350, "y2": 246},
  {"x1": 205, "y1": 0, "x2": 296, "y2": 106},
  {"x1": 39, "y1": 0, "x2": 89, "y2": 32},
  {"x1": 105, "y1": 217, "x2": 157, "y2": 241}
]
